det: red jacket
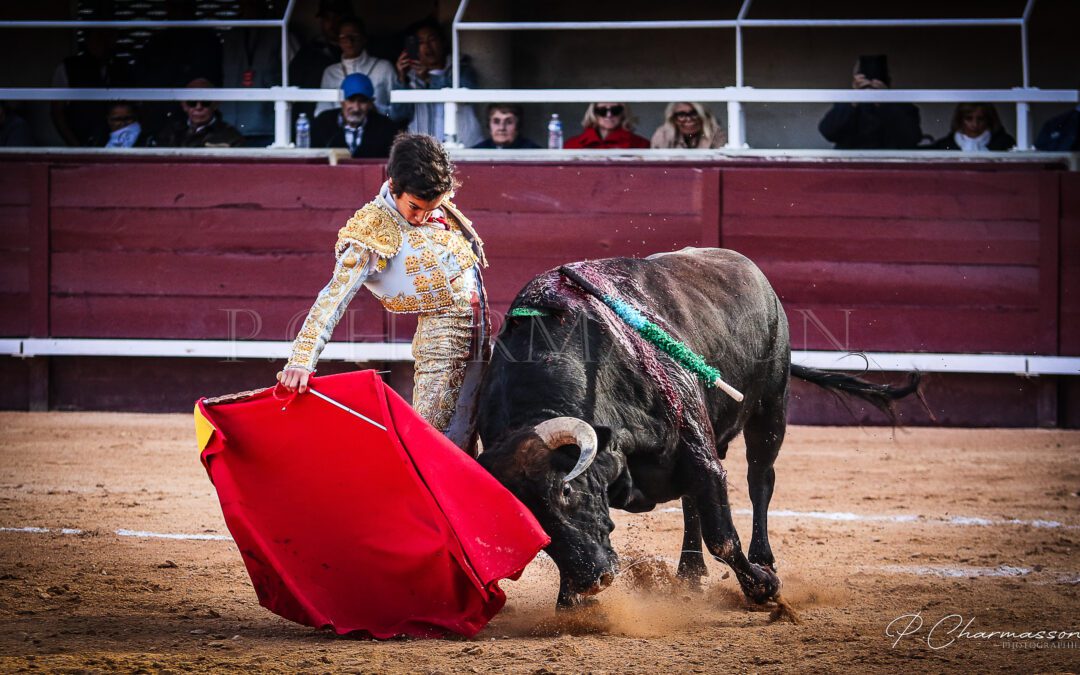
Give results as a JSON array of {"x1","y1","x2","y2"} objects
[{"x1": 564, "y1": 126, "x2": 650, "y2": 149}]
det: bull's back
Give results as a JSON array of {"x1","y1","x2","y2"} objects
[
  {"x1": 638, "y1": 247, "x2": 779, "y2": 332},
  {"x1": 636, "y1": 247, "x2": 789, "y2": 393}
]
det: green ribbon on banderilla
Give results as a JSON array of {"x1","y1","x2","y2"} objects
[{"x1": 508, "y1": 266, "x2": 744, "y2": 403}]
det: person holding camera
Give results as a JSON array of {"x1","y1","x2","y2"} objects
[
  {"x1": 818, "y1": 55, "x2": 923, "y2": 150},
  {"x1": 390, "y1": 18, "x2": 483, "y2": 147}
]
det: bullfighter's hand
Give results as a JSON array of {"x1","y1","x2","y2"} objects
[{"x1": 277, "y1": 367, "x2": 311, "y2": 394}]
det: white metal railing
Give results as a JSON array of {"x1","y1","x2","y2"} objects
[
  {"x1": 391, "y1": 87, "x2": 1080, "y2": 150},
  {"x1": 3, "y1": 1, "x2": 1078, "y2": 150},
  {"x1": 445, "y1": 0, "x2": 1063, "y2": 148},
  {"x1": 0, "y1": 0, "x2": 301, "y2": 146},
  {"x1": 4, "y1": 338, "x2": 1079, "y2": 376}
]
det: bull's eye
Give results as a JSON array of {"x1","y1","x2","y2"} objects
[{"x1": 562, "y1": 483, "x2": 573, "y2": 498}]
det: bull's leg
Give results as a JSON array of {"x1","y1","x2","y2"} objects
[
  {"x1": 676, "y1": 495, "x2": 708, "y2": 587},
  {"x1": 692, "y1": 458, "x2": 780, "y2": 604},
  {"x1": 743, "y1": 393, "x2": 787, "y2": 571}
]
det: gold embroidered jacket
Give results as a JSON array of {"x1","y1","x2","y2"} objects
[{"x1": 286, "y1": 191, "x2": 485, "y2": 372}]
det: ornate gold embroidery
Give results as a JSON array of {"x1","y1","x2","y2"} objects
[
  {"x1": 404, "y1": 255, "x2": 421, "y2": 274},
  {"x1": 342, "y1": 254, "x2": 358, "y2": 268},
  {"x1": 337, "y1": 202, "x2": 402, "y2": 258},
  {"x1": 411, "y1": 312, "x2": 473, "y2": 432},
  {"x1": 430, "y1": 230, "x2": 452, "y2": 246},
  {"x1": 407, "y1": 230, "x2": 425, "y2": 248},
  {"x1": 419, "y1": 293, "x2": 436, "y2": 311},
  {"x1": 413, "y1": 274, "x2": 431, "y2": 293},
  {"x1": 429, "y1": 269, "x2": 447, "y2": 287},
  {"x1": 376, "y1": 258, "x2": 388, "y2": 272},
  {"x1": 381, "y1": 293, "x2": 423, "y2": 313},
  {"x1": 434, "y1": 289, "x2": 453, "y2": 308},
  {"x1": 420, "y1": 249, "x2": 438, "y2": 269}
]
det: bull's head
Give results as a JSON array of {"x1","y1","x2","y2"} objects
[{"x1": 479, "y1": 417, "x2": 617, "y2": 609}]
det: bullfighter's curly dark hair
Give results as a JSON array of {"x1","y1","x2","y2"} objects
[{"x1": 387, "y1": 134, "x2": 458, "y2": 201}]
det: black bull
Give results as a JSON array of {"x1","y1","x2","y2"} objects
[{"x1": 476, "y1": 248, "x2": 920, "y2": 608}]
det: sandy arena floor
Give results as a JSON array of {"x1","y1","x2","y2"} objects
[{"x1": 1, "y1": 412, "x2": 1078, "y2": 674}]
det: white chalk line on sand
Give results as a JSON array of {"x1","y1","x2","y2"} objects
[
  {"x1": 4, "y1": 526, "x2": 1078, "y2": 586},
  {"x1": 4, "y1": 506, "x2": 1077, "y2": 543},
  {"x1": 877, "y1": 564, "x2": 1080, "y2": 586},
  {"x1": 657, "y1": 507, "x2": 1079, "y2": 530},
  {"x1": 0, "y1": 526, "x2": 231, "y2": 541}
]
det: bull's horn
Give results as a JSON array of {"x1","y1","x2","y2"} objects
[{"x1": 534, "y1": 417, "x2": 598, "y2": 483}]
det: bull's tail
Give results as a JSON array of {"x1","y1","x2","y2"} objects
[{"x1": 789, "y1": 364, "x2": 926, "y2": 423}]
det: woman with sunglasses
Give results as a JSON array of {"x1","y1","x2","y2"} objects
[
  {"x1": 926, "y1": 102, "x2": 1015, "y2": 152},
  {"x1": 564, "y1": 102, "x2": 649, "y2": 149},
  {"x1": 650, "y1": 102, "x2": 726, "y2": 149}
]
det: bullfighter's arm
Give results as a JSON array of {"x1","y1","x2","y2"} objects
[{"x1": 285, "y1": 242, "x2": 377, "y2": 373}]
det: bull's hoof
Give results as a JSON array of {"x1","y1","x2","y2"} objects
[
  {"x1": 739, "y1": 563, "x2": 781, "y2": 604},
  {"x1": 556, "y1": 594, "x2": 599, "y2": 612}
]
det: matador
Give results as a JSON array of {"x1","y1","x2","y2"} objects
[{"x1": 278, "y1": 134, "x2": 489, "y2": 454}]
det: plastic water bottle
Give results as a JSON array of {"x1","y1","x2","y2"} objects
[
  {"x1": 295, "y1": 113, "x2": 310, "y2": 148},
  {"x1": 547, "y1": 113, "x2": 563, "y2": 149}
]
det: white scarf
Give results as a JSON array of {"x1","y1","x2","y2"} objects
[
  {"x1": 106, "y1": 122, "x2": 141, "y2": 148},
  {"x1": 954, "y1": 130, "x2": 991, "y2": 152}
]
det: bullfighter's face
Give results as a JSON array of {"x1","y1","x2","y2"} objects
[{"x1": 390, "y1": 188, "x2": 446, "y2": 227}]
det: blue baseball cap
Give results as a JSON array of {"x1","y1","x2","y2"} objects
[{"x1": 341, "y1": 73, "x2": 374, "y2": 100}]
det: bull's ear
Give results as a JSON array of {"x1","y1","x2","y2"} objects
[{"x1": 593, "y1": 426, "x2": 613, "y2": 454}]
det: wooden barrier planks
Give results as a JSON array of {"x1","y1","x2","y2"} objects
[
  {"x1": 0, "y1": 164, "x2": 33, "y2": 336},
  {"x1": 723, "y1": 167, "x2": 1053, "y2": 354},
  {"x1": 456, "y1": 164, "x2": 715, "y2": 312},
  {"x1": 47, "y1": 162, "x2": 386, "y2": 341}
]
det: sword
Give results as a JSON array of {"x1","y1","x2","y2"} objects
[{"x1": 308, "y1": 387, "x2": 388, "y2": 431}]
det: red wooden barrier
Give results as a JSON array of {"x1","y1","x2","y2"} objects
[
  {"x1": 723, "y1": 168, "x2": 1055, "y2": 354},
  {"x1": 0, "y1": 156, "x2": 1074, "y2": 425}
]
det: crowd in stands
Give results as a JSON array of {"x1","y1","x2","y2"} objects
[{"x1": 2, "y1": 4, "x2": 1078, "y2": 154}]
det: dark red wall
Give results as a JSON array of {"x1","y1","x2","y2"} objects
[{"x1": 0, "y1": 156, "x2": 1075, "y2": 425}]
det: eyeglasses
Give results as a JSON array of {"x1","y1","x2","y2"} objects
[
  {"x1": 185, "y1": 101, "x2": 211, "y2": 109},
  {"x1": 594, "y1": 105, "x2": 624, "y2": 117},
  {"x1": 672, "y1": 110, "x2": 699, "y2": 120}
]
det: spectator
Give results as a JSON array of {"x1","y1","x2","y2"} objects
[
  {"x1": 1035, "y1": 104, "x2": 1080, "y2": 151},
  {"x1": 927, "y1": 103, "x2": 1015, "y2": 152},
  {"x1": 315, "y1": 17, "x2": 394, "y2": 117},
  {"x1": 221, "y1": 0, "x2": 294, "y2": 147},
  {"x1": 135, "y1": 0, "x2": 223, "y2": 135},
  {"x1": 818, "y1": 55, "x2": 922, "y2": 149},
  {"x1": 51, "y1": 29, "x2": 133, "y2": 147},
  {"x1": 564, "y1": 103, "x2": 650, "y2": 149},
  {"x1": 0, "y1": 102, "x2": 34, "y2": 147},
  {"x1": 97, "y1": 102, "x2": 154, "y2": 148},
  {"x1": 155, "y1": 79, "x2": 244, "y2": 148},
  {"x1": 472, "y1": 104, "x2": 540, "y2": 149},
  {"x1": 289, "y1": 0, "x2": 351, "y2": 124},
  {"x1": 311, "y1": 73, "x2": 397, "y2": 157},
  {"x1": 650, "y1": 102, "x2": 726, "y2": 149},
  {"x1": 391, "y1": 18, "x2": 483, "y2": 147}
]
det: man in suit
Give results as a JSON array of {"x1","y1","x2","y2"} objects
[{"x1": 311, "y1": 73, "x2": 398, "y2": 158}]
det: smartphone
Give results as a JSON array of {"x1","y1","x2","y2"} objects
[{"x1": 404, "y1": 35, "x2": 419, "y2": 60}]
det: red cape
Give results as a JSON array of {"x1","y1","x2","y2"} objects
[{"x1": 195, "y1": 370, "x2": 549, "y2": 639}]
